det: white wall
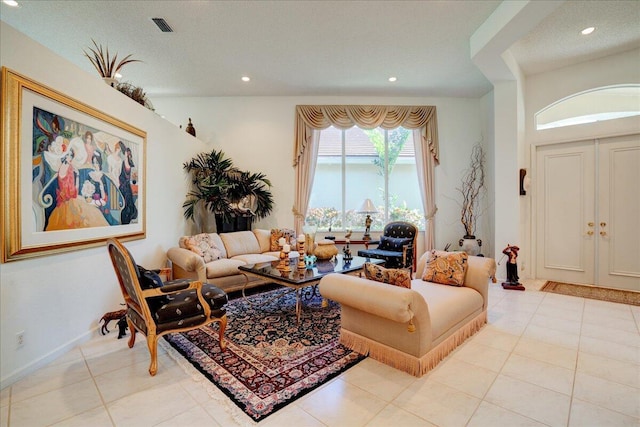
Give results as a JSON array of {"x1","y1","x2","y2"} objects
[
  {"x1": 152, "y1": 96, "x2": 488, "y2": 253},
  {"x1": 0, "y1": 22, "x2": 209, "y2": 387}
]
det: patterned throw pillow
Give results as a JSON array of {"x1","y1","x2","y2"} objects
[
  {"x1": 377, "y1": 235, "x2": 413, "y2": 252},
  {"x1": 184, "y1": 233, "x2": 222, "y2": 263},
  {"x1": 363, "y1": 262, "x2": 412, "y2": 289},
  {"x1": 269, "y1": 228, "x2": 297, "y2": 251},
  {"x1": 422, "y1": 250, "x2": 468, "y2": 286}
]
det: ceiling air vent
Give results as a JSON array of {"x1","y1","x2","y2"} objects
[{"x1": 152, "y1": 18, "x2": 173, "y2": 33}]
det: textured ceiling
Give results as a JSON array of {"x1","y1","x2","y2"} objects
[{"x1": 1, "y1": 1, "x2": 638, "y2": 99}]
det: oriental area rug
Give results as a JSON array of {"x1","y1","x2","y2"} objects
[
  {"x1": 162, "y1": 287, "x2": 364, "y2": 422},
  {"x1": 541, "y1": 281, "x2": 640, "y2": 306}
]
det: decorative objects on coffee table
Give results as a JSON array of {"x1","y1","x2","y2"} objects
[
  {"x1": 302, "y1": 224, "x2": 317, "y2": 255},
  {"x1": 238, "y1": 256, "x2": 383, "y2": 324},
  {"x1": 358, "y1": 198, "x2": 378, "y2": 240},
  {"x1": 297, "y1": 234, "x2": 306, "y2": 269},
  {"x1": 314, "y1": 239, "x2": 338, "y2": 260}
]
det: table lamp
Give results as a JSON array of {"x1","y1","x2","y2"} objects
[{"x1": 358, "y1": 198, "x2": 378, "y2": 240}]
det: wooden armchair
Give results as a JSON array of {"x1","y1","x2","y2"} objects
[
  {"x1": 107, "y1": 238, "x2": 228, "y2": 376},
  {"x1": 357, "y1": 221, "x2": 418, "y2": 270}
]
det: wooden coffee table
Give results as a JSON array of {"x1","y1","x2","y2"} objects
[{"x1": 238, "y1": 255, "x2": 383, "y2": 324}]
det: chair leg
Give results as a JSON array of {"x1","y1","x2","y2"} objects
[
  {"x1": 218, "y1": 315, "x2": 227, "y2": 351},
  {"x1": 147, "y1": 333, "x2": 159, "y2": 376},
  {"x1": 126, "y1": 318, "x2": 137, "y2": 349}
]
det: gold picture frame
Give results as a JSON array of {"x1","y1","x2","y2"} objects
[{"x1": 1, "y1": 67, "x2": 146, "y2": 262}]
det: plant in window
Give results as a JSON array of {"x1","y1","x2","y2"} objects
[{"x1": 457, "y1": 143, "x2": 486, "y2": 238}]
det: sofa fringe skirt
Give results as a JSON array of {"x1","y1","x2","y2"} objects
[{"x1": 340, "y1": 310, "x2": 487, "y2": 377}]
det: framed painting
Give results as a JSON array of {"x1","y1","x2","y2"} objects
[{"x1": 1, "y1": 67, "x2": 146, "y2": 262}]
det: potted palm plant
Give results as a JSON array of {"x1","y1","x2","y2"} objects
[
  {"x1": 182, "y1": 149, "x2": 274, "y2": 232},
  {"x1": 83, "y1": 39, "x2": 141, "y2": 86}
]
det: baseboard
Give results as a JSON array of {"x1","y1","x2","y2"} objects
[{"x1": 0, "y1": 328, "x2": 96, "y2": 390}]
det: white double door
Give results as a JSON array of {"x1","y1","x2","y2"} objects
[{"x1": 535, "y1": 134, "x2": 640, "y2": 291}]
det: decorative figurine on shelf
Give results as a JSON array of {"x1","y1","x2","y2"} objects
[
  {"x1": 501, "y1": 244, "x2": 525, "y2": 291},
  {"x1": 185, "y1": 118, "x2": 196, "y2": 137}
]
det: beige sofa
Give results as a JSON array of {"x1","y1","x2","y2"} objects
[
  {"x1": 167, "y1": 229, "x2": 290, "y2": 293},
  {"x1": 319, "y1": 252, "x2": 496, "y2": 377}
]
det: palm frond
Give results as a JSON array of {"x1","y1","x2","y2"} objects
[{"x1": 83, "y1": 39, "x2": 141, "y2": 78}]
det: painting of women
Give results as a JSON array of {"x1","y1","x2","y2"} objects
[
  {"x1": 118, "y1": 143, "x2": 138, "y2": 224},
  {"x1": 82, "y1": 152, "x2": 118, "y2": 225},
  {"x1": 45, "y1": 149, "x2": 109, "y2": 231}
]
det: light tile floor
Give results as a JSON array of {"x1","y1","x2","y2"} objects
[{"x1": 2, "y1": 279, "x2": 639, "y2": 427}]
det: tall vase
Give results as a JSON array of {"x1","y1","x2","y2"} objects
[
  {"x1": 302, "y1": 225, "x2": 317, "y2": 255},
  {"x1": 459, "y1": 235, "x2": 482, "y2": 256}
]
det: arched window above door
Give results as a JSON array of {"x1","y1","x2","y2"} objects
[{"x1": 535, "y1": 84, "x2": 640, "y2": 130}]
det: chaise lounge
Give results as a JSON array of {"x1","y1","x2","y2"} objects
[{"x1": 319, "y1": 250, "x2": 496, "y2": 377}]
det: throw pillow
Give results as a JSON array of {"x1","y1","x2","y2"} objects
[
  {"x1": 363, "y1": 262, "x2": 411, "y2": 289},
  {"x1": 137, "y1": 265, "x2": 164, "y2": 289},
  {"x1": 269, "y1": 228, "x2": 297, "y2": 251},
  {"x1": 422, "y1": 250, "x2": 468, "y2": 286},
  {"x1": 184, "y1": 233, "x2": 222, "y2": 263},
  {"x1": 377, "y1": 235, "x2": 413, "y2": 252}
]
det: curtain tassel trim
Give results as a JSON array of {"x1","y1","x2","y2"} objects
[{"x1": 340, "y1": 310, "x2": 487, "y2": 377}]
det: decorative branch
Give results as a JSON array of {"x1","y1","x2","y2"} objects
[{"x1": 457, "y1": 143, "x2": 485, "y2": 237}]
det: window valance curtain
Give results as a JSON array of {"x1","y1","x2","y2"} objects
[
  {"x1": 294, "y1": 105, "x2": 439, "y2": 167},
  {"x1": 292, "y1": 105, "x2": 439, "y2": 252}
]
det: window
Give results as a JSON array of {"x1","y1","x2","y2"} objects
[
  {"x1": 306, "y1": 126, "x2": 424, "y2": 233},
  {"x1": 535, "y1": 84, "x2": 640, "y2": 130}
]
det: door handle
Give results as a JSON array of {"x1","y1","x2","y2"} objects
[
  {"x1": 588, "y1": 222, "x2": 594, "y2": 227},
  {"x1": 600, "y1": 231, "x2": 607, "y2": 236},
  {"x1": 600, "y1": 222, "x2": 607, "y2": 227},
  {"x1": 586, "y1": 231, "x2": 594, "y2": 236}
]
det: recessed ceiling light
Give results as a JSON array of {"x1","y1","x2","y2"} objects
[
  {"x1": 241, "y1": 76, "x2": 250, "y2": 82},
  {"x1": 581, "y1": 27, "x2": 595, "y2": 35},
  {"x1": 388, "y1": 77, "x2": 397, "y2": 82},
  {"x1": 3, "y1": 0, "x2": 20, "y2": 6}
]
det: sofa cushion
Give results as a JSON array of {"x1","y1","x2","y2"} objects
[
  {"x1": 183, "y1": 233, "x2": 222, "y2": 263},
  {"x1": 422, "y1": 250, "x2": 468, "y2": 286},
  {"x1": 269, "y1": 228, "x2": 297, "y2": 251},
  {"x1": 220, "y1": 231, "x2": 261, "y2": 258},
  {"x1": 205, "y1": 258, "x2": 246, "y2": 278},
  {"x1": 253, "y1": 229, "x2": 272, "y2": 253},
  {"x1": 231, "y1": 253, "x2": 279, "y2": 265},
  {"x1": 363, "y1": 262, "x2": 412, "y2": 288},
  {"x1": 377, "y1": 235, "x2": 412, "y2": 252}
]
